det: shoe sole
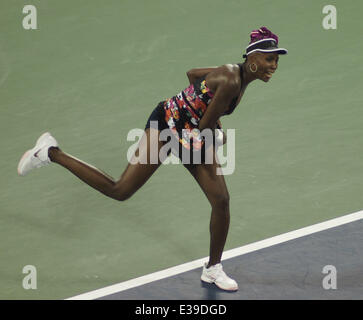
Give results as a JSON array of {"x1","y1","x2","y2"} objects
[{"x1": 17, "y1": 132, "x2": 51, "y2": 176}]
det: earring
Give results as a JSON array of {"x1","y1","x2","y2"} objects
[{"x1": 249, "y1": 63, "x2": 258, "y2": 73}]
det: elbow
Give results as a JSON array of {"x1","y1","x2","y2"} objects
[{"x1": 186, "y1": 69, "x2": 194, "y2": 76}]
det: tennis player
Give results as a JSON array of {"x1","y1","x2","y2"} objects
[{"x1": 18, "y1": 27, "x2": 287, "y2": 291}]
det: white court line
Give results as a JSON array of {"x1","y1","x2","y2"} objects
[{"x1": 66, "y1": 210, "x2": 363, "y2": 300}]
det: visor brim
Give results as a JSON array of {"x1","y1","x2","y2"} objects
[{"x1": 247, "y1": 47, "x2": 288, "y2": 56}]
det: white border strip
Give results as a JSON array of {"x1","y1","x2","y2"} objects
[{"x1": 66, "y1": 210, "x2": 363, "y2": 300}]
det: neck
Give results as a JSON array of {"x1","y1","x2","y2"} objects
[{"x1": 241, "y1": 62, "x2": 258, "y2": 86}]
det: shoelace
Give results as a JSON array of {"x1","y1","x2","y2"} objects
[
  {"x1": 214, "y1": 269, "x2": 229, "y2": 282},
  {"x1": 206, "y1": 266, "x2": 226, "y2": 280}
]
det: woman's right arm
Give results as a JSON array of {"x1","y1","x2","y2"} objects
[{"x1": 186, "y1": 67, "x2": 218, "y2": 84}]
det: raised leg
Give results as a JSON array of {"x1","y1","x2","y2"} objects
[{"x1": 49, "y1": 128, "x2": 164, "y2": 201}]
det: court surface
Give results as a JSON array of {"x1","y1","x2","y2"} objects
[
  {"x1": 0, "y1": 0, "x2": 362, "y2": 299},
  {"x1": 69, "y1": 212, "x2": 363, "y2": 300},
  {"x1": 98, "y1": 219, "x2": 363, "y2": 300}
]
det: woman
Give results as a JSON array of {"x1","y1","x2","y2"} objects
[{"x1": 17, "y1": 27, "x2": 287, "y2": 291}]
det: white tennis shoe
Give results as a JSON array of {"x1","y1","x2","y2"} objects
[
  {"x1": 17, "y1": 132, "x2": 58, "y2": 176},
  {"x1": 201, "y1": 263, "x2": 238, "y2": 291}
]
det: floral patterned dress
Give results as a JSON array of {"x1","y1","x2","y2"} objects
[
  {"x1": 162, "y1": 64, "x2": 242, "y2": 152},
  {"x1": 163, "y1": 79, "x2": 214, "y2": 151}
]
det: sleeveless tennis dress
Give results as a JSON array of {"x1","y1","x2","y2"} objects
[{"x1": 145, "y1": 63, "x2": 244, "y2": 162}]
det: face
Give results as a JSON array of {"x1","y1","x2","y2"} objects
[{"x1": 250, "y1": 52, "x2": 279, "y2": 82}]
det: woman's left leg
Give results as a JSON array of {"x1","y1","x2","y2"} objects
[
  {"x1": 184, "y1": 154, "x2": 238, "y2": 291},
  {"x1": 184, "y1": 157, "x2": 230, "y2": 267}
]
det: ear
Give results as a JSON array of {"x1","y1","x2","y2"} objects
[{"x1": 246, "y1": 51, "x2": 260, "y2": 63}]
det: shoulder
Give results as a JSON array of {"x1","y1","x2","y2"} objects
[{"x1": 206, "y1": 64, "x2": 240, "y2": 93}]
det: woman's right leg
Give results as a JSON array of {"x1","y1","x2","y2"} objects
[{"x1": 49, "y1": 128, "x2": 164, "y2": 201}]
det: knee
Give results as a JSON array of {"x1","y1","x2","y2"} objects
[
  {"x1": 111, "y1": 186, "x2": 133, "y2": 202},
  {"x1": 114, "y1": 193, "x2": 132, "y2": 202},
  {"x1": 211, "y1": 192, "x2": 230, "y2": 210}
]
